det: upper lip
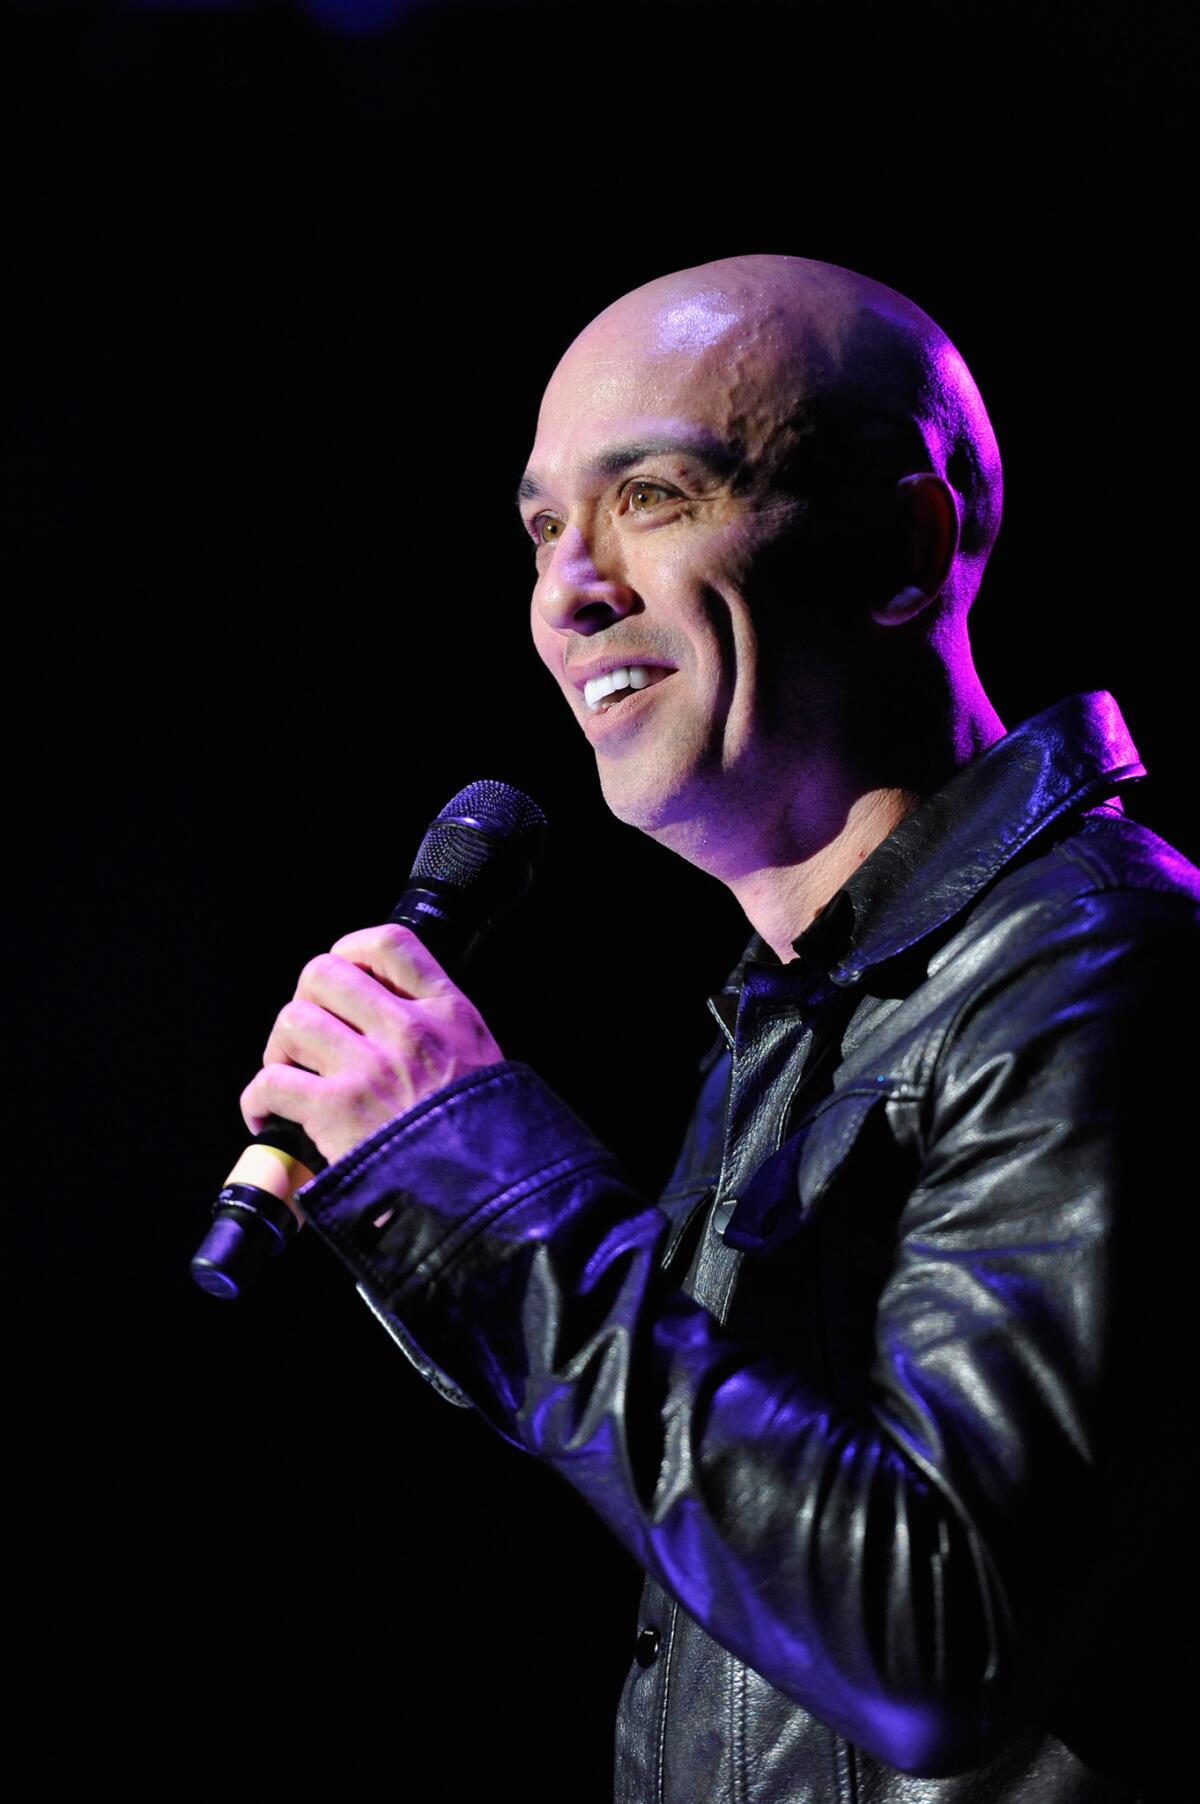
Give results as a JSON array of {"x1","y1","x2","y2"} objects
[{"x1": 565, "y1": 654, "x2": 677, "y2": 695}]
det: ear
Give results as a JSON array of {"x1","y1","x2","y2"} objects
[{"x1": 870, "y1": 473, "x2": 960, "y2": 628}]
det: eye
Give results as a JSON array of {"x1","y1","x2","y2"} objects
[
  {"x1": 622, "y1": 479, "x2": 676, "y2": 515},
  {"x1": 529, "y1": 513, "x2": 564, "y2": 546}
]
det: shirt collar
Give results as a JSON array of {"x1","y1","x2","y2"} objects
[{"x1": 710, "y1": 690, "x2": 1144, "y2": 1026}]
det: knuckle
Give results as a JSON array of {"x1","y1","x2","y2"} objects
[
  {"x1": 278, "y1": 997, "x2": 306, "y2": 1034},
  {"x1": 382, "y1": 921, "x2": 420, "y2": 954},
  {"x1": 406, "y1": 1019, "x2": 443, "y2": 1075},
  {"x1": 299, "y1": 951, "x2": 337, "y2": 990},
  {"x1": 335, "y1": 1068, "x2": 376, "y2": 1117},
  {"x1": 327, "y1": 928, "x2": 363, "y2": 958},
  {"x1": 362, "y1": 1044, "x2": 396, "y2": 1090},
  {"x1": 444, "y1": 993, "x2": 474, "y2": 1032}
]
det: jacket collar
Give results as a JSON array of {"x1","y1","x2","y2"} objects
[{"x1": 712, "y1": 691, "x2": 1144, "y2": 1023}]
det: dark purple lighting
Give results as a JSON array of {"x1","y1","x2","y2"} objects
[{"x1": 123, "y1": 0, "x2": 419, "y2": 35}]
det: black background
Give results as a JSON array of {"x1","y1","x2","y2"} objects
[{"x1": 7, "y1": 1, "x2": 1195, "y2": 1792}]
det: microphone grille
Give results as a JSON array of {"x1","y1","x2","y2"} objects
[
  {"x1": 434, "y1": 779, "x2": 548, "y2": 840},
  {"x1": 410, "y1": 779, "x2": 547, "y2": 894}
]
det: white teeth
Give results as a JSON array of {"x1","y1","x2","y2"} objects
[
  {"x1": 584, "y1": 667, "x2": 627, "y2": 707},
  {"x1": 583, "y1": 665, "x2": 658, "y2": 709}
]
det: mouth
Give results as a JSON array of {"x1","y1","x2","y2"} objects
[{"x1": 580, "y1": 664, "x2": 673, "y2": 714}]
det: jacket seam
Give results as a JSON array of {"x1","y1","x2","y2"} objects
[
  {"x1": 730, "y1": 1656, "x2": 747, "y2": 1804},
  {"x1": 841, "y1": 1735, "x2": 859, "y2": 1803},
  {"x1": 655, "y1": 1599, "x2": 678, "y2": 1804},
  {"x1": 1053, "y1": 838, "x2": 1200, "y2": 918},
  {"x1": 1048, "y1": 838, "x2": 1121, "y2": 891},
  {"x1": 659, "y1": 1177, "x2": 721, "y2": 1206}
]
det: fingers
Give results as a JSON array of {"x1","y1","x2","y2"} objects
[
  {"x1": 240, "y1": 1063, "x2": 324, "y2": 1137},
  {"x1": 287, "y1": 952, "x2": 415, "y2": 1046},
  {"x1": 265, "y1": 928, "x2": 443, "y2": 1064},
  {"x1": 258, "y1": 926, "x2": 456, "y2": 1095},
  {"x1": 240, "y1": 923, "x2": 503, "y2": 1166},
  {"x1": 327, "y1": 922, "x2": 453, "y2": 1001},
  {"x1": 262, "y1": 994, "x2": 358, "y2": 1072}
]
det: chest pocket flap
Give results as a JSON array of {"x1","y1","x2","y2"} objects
[{"x1": 721, "y1": 1085, "x2": 893, "y2": 1255}]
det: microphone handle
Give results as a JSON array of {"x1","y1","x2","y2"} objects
[{"x1": 190, "y1": 881, "x2": 487, "y2": 1299}]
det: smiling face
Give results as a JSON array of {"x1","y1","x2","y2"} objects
[{"x1": 518, "y1": 266, "x2": 857, "y2": 871}]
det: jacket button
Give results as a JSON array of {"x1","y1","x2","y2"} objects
[
  {"x1": 713, "y1": 1197, "x2": 738, "y2": 1238},
  {"x1": 634, "y1": 1626, "x2": 661, "y2": 1668}
]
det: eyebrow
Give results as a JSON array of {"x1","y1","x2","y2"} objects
[{"x1": 515, "y1": 432, "x2": 740, "y2": 508}]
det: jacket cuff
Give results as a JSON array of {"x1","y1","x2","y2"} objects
[{"x1": 295, "y1": 1058, "x2": 615, "y2": 1303}]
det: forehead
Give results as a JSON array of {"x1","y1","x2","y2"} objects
[{"x1": 525, "y1": 289, "x2": 807, "y2": 487}]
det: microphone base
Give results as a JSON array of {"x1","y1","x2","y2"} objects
[{"x1": 190, "y1": 1182, "x2": 301, "y2": 1300}]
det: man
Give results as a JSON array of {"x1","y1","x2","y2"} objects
[{"x1": 242, "y1": 255, "x2": 1196, "y2": 1800}]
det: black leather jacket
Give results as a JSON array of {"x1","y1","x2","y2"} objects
[{"x1": 300, "y1": 693, "x2": 1199, "y2": 1803}]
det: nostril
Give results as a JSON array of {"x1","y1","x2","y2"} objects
[{"x1": 573, "y1": 599, "x2": 622, "y2": 631}]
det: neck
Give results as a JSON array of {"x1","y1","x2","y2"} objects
[
  {"x1": 727, "y1": 785, "x2": 924, "y2": 961},
  {"x1": 707, "y1": 662, "x2": 1007, "y2": 962}
]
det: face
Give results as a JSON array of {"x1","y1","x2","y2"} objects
[{"x1": 517, "y1": 284, "x2": 848, "y2": 869}]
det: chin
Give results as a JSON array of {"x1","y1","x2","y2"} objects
[
  {"x1": 596, "y1": 758, "x2": 714, "y2": 848},
  {"x1": 597, "y1": 766, "x2": 678, "y2": 835}
]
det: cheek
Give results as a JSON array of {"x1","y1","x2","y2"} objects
[
  {"x1": 713, "y1": 514, "x2": 782, "y2": 587},
  {"x1": 673, "y1": 515, "x2": 762, "y2": 588},
  {"x1": 630, "y1": 532, "x2": 730, "y2": 617},
  {"x1": 660, "y1": 530, "x2": 758, "y2": 638}
]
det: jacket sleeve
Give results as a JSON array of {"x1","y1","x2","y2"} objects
[{"x1": 295, "y1": 881, "x2": 1196, "y2": 1777}]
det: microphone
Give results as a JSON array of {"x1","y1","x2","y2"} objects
[{"x1": 190, "y1": 779, "x2": 548, "y2": 1299}]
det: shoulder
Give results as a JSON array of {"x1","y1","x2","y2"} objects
[
  {"x1": 935, "y1": 800, "x2": 1200, "y2": 987},
  {"x1": 1050, "y1": 798, "x2": 1200, "y2": 898},
  {"x1": 825, "y1": 801, "x2": 1199, "y2": 1139},
  {"x1": 907, "y1": 802, "x2": 1200, "y2": 1165}
]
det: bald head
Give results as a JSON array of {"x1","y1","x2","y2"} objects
[
  {"x1": 522, "y1": 253, "x2": 1008, "y2": 894},
  {"x1": 539, "y1": 253, "x2": 1002, "y2": 608}
]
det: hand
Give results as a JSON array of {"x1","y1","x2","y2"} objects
[{"x1": 239, "y1": 923, "x2": 505, "y2": 1166}]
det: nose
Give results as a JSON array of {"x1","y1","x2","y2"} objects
[{"x1": 533, "y1": 522, "x2": 639, "y2": 637}]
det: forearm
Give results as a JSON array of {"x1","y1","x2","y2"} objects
[{"x1": 299, "y1": 1059, "x2": 1012, "y2": 1774}]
